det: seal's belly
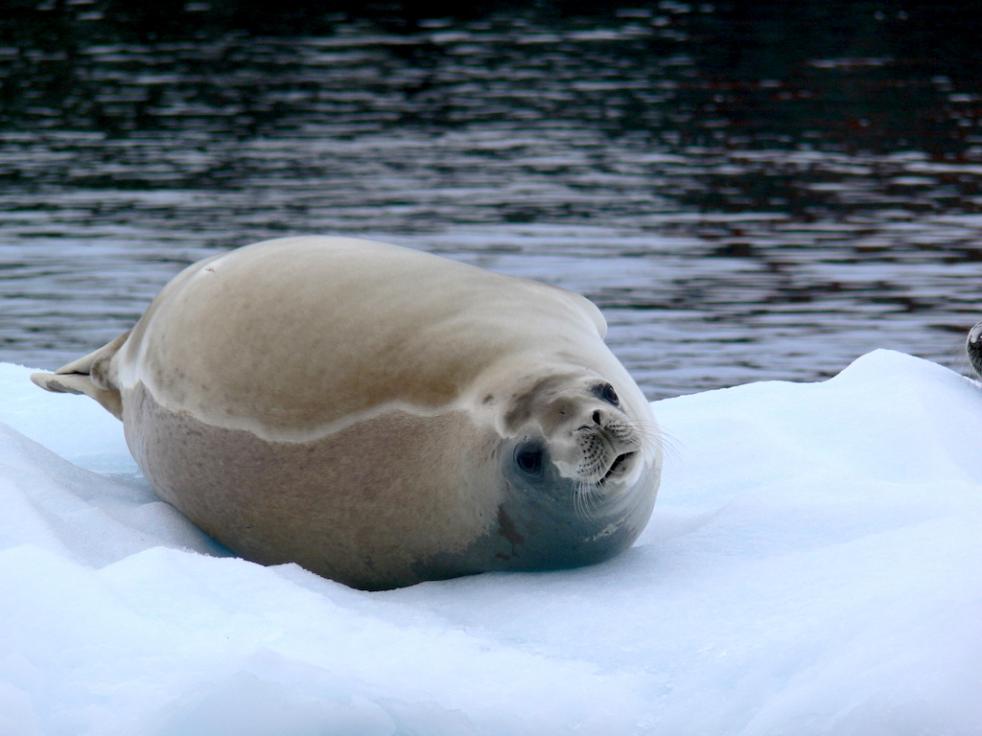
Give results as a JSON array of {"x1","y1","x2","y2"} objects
[{"x1": 122, "y1": 382, "x2": 501, "y2": 589}]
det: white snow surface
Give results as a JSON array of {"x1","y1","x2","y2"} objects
[{"x1": 1, "y1": 350, "x2": 981, "y2": 735}]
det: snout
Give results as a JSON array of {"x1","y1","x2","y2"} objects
[{"x1": 569, "y1": 413, "x2": 643, "y2": 485}]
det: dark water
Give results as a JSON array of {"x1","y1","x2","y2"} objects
[{"x1": 2, "y1": 1, "x2": 981, "y2": 399}]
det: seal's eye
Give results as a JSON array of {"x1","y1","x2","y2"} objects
[
  {"x1": 514, "y1": 442, "x2": 544, "y2": 477},
  {"x1": 594, "y1": 382, "x2": 620, "y2": 406}
]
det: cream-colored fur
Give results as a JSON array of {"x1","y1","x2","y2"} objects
[{"x1": 32, "y1": 237, "x2": 661, "y2": 589}]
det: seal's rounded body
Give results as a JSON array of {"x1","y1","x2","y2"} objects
[{"x1": 33, "y1": 237, "x2": 661, "y2": 589}]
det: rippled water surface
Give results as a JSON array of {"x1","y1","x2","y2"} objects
[{"x1": 2, "y1": 1, "x2": 981, "y2": 398}]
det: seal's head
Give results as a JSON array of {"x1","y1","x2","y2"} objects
[
  {"x1": 481, "y1": 368, "x2": 660, "y2": 573},
  {"x1": 968, "y1": 321, "x2": 982, "y2": 378}
]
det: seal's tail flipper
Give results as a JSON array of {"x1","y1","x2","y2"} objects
[{"x1": 30, "y1": 331, "x2": 130, "y2": 420}]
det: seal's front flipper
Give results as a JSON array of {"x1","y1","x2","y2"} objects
[{"x1": 30, "y1": 331, "x2": 130, "y2": 420}]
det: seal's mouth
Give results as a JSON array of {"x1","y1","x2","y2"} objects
[{"x1": 600, "y1": 451, "x2": 636, "y2": 484}]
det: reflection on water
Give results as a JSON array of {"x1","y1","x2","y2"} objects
[{"x1": 1, "y1": 1, "x2": 980, "y2": 398}]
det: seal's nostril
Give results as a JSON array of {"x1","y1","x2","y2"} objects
[{"x1": 592, "y1": 410, "x2": 602, "y2": 425}]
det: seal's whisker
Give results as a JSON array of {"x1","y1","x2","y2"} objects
[
  {"x1": 573, "y1": 480, "x2": 605, "y2": 521},
  {"x1": 617, "y1": 417, "x2": 660, "y2": 442},
  {"x1": 656, "y1": 429, "x2": 683, "y2": 460},
  {"x1": 572, "y1": 481, "x2": 589, "y2": 519}
]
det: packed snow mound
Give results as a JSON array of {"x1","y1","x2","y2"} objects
[{"x1": 1, "y1": 350, "x2": 981, "y2": 735}]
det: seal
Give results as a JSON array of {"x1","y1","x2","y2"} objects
[
  {"x1": 31, "y1": 236, "x2": 661, "y2": 589},
  {"x1": 968, "y1": 321, "x2": 982, "y2": 379}
]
